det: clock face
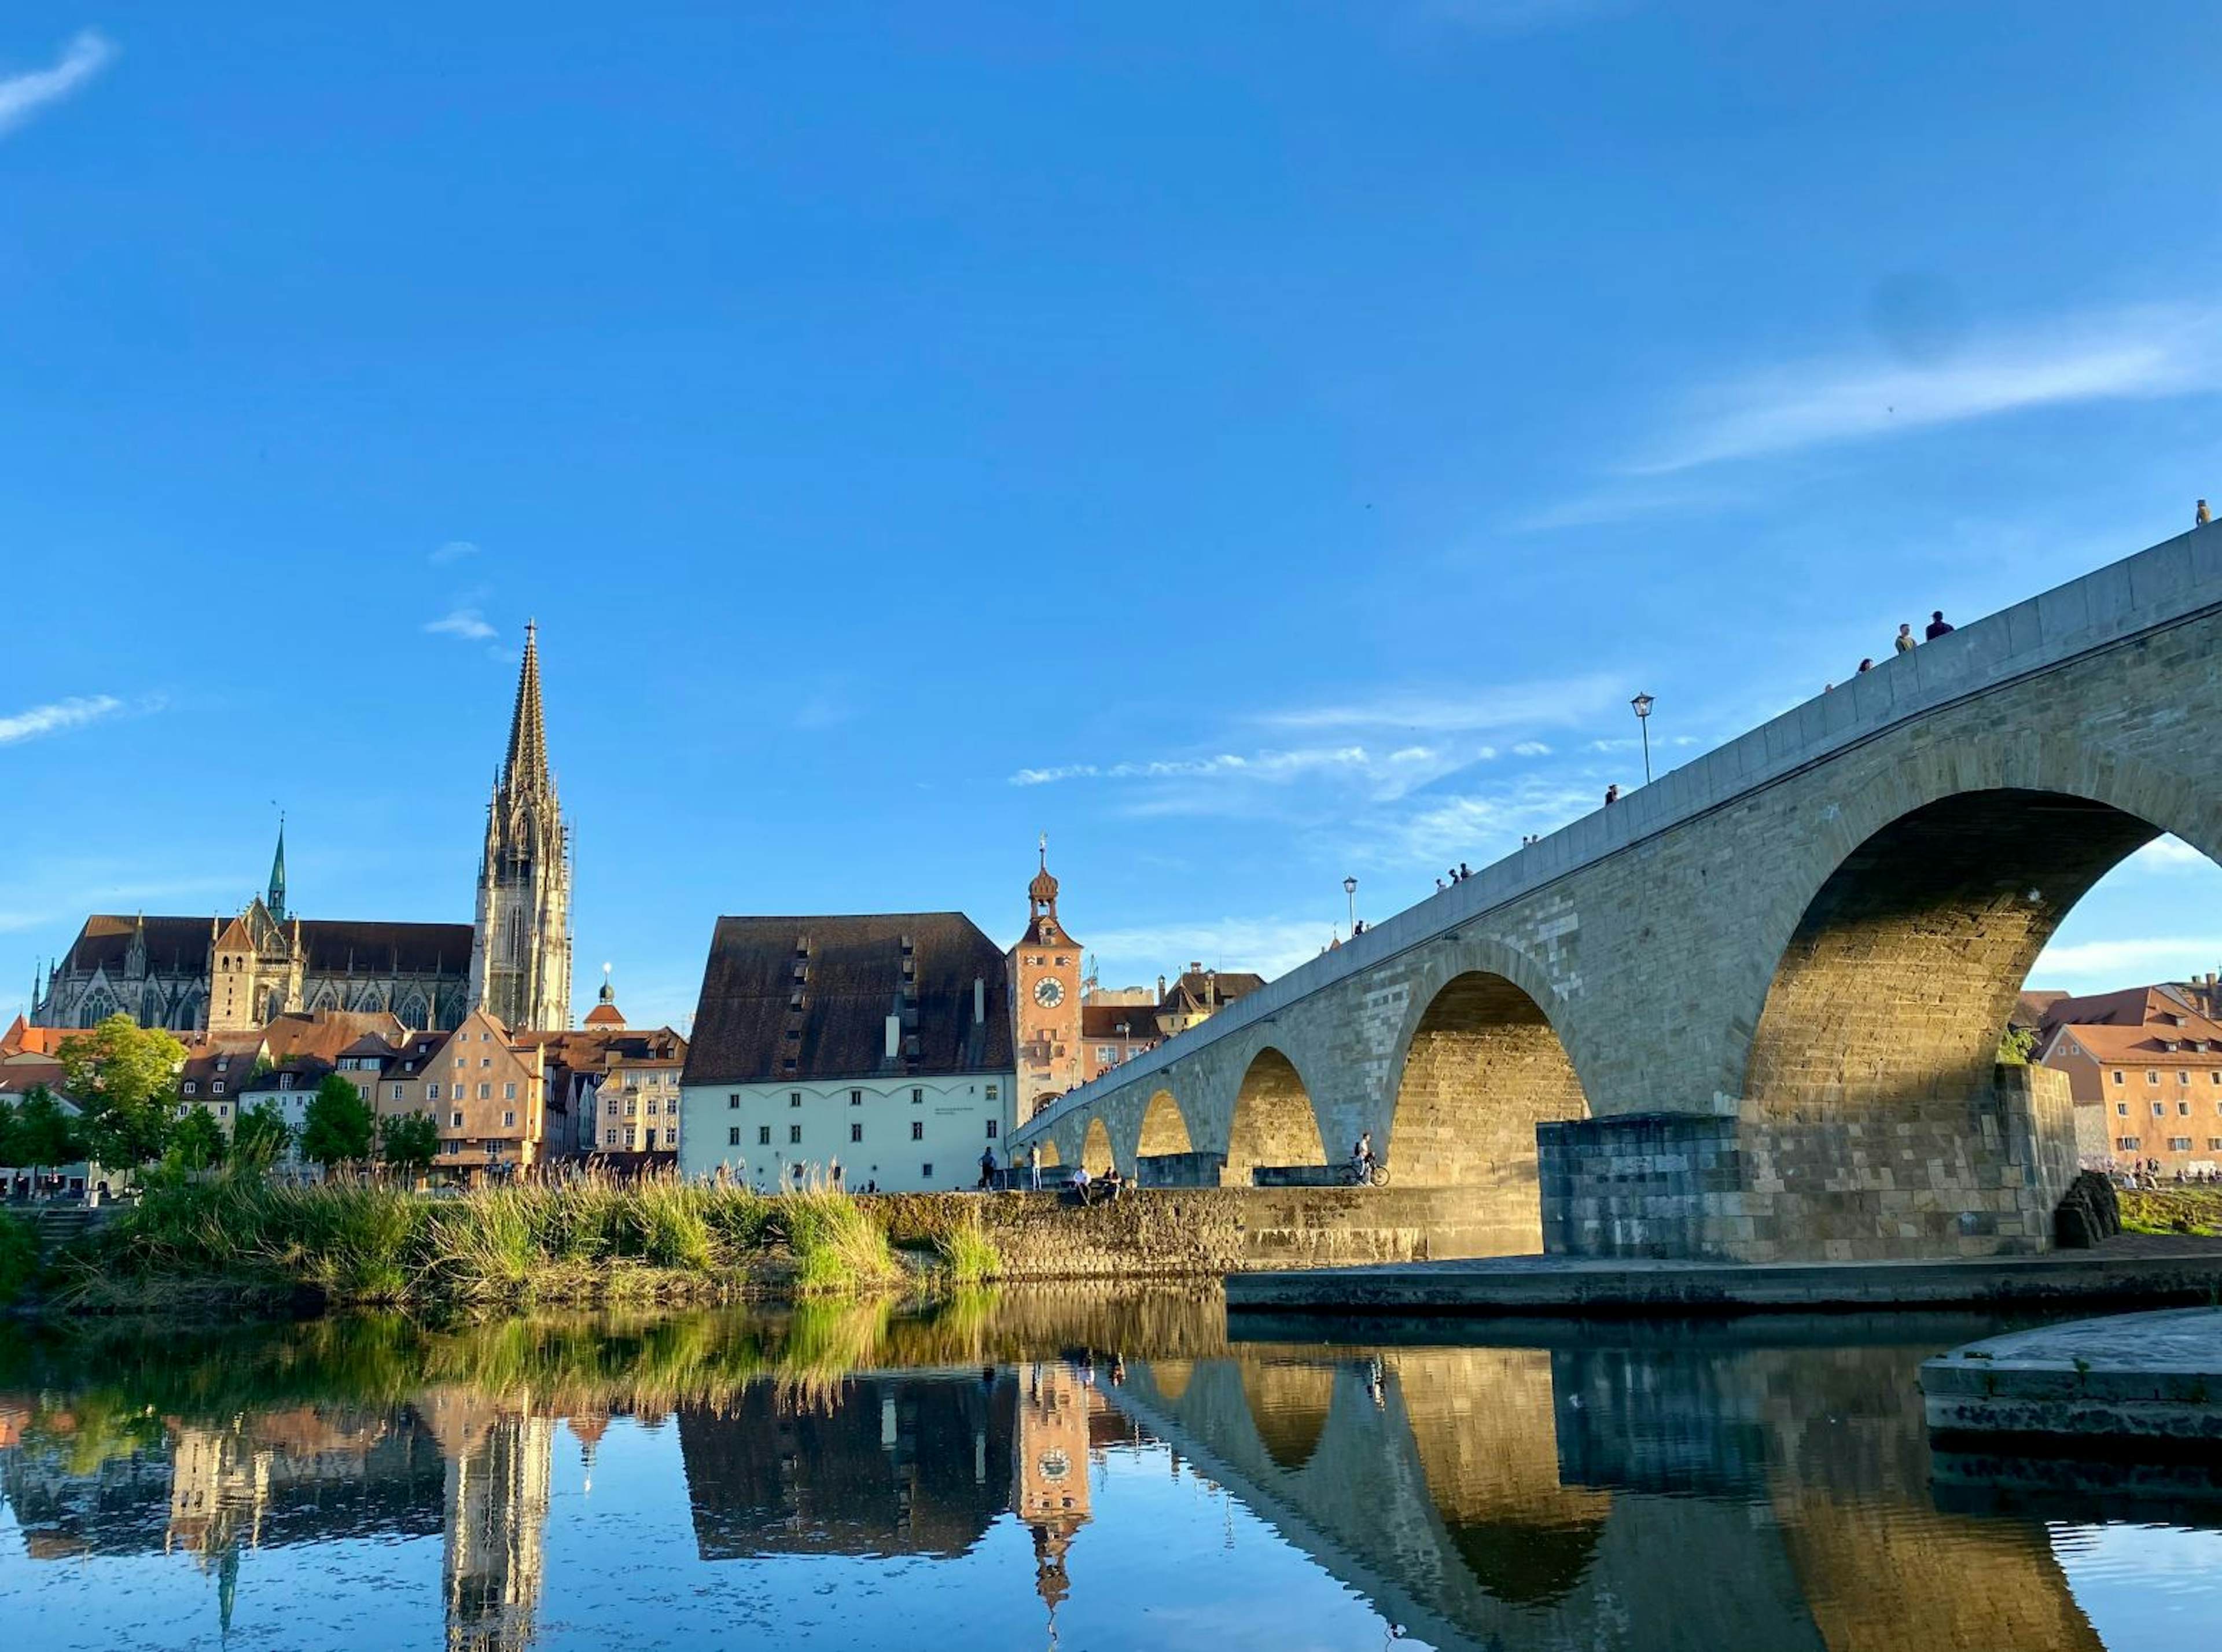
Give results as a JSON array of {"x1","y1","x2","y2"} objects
[{"x1": 1033, "y1": 976, "x2": 1066, "y2": 1008}]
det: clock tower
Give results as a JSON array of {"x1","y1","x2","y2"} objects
[{"x1": 1011, "y1": 836, "x2": 1083, "y2": 1123}]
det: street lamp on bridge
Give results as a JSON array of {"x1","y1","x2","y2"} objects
[
  {"x1": 1342, "y1": 875, "x2": 1358, "y2": 936},
  {"x1": 1631, "y1": 692, "x2": 1655, "y2": 785}
]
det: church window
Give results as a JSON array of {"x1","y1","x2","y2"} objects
[{"x1": 759, "y1": 1125, "x2": 771, "y2": 1145}]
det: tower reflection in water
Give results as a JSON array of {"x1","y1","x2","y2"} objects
[{"x1": 3, "y1": 1306, "x2": 2213, "y2": 1651}]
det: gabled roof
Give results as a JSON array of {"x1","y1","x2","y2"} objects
[
  {"x1": 1080, "y1": 1005, "x2": 1157, "y2": 1040},
  {"x1": 1161, "y1": 970, "x2": 1267, "y2": 1014},
  {"x1": 262, "y1": 1010, "x2": 409, "y2": 1066},
  {"x1": 685, "y1": 913, "x2": 1012, "y2": 1087}
]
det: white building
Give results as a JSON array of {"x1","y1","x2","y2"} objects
[{"x1": 678, "y1": 913, "x2": 1016, "y2": 1193}]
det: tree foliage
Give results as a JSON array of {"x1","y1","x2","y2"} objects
[
  {"x1": 378, "y1": 1110, "x2": 440, "y2": 1179},
  {"x1": 2, "y1": 1086, "x2": 88, "y2": 1174},
  {"x1": 57, "y1": 1015, "x2": 186, "y2": 1169},
  {"x1": 170, "y1": 1108, "x2": 227, "y2": 1171},
  {"x1": 233, "y1": 1101, "x2": 294, "y2": 1171},
  {"x1": 300, "y1": 1076, "x2": 374, "y2": 1171}
]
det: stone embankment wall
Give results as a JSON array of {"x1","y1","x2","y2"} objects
[{"x1": 869, "y1": 1186, "x2": 1503, "y2": 1279}]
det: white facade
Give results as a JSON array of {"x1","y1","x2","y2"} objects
[{"x1": 679, "y1": 1070, "x2": 1014, "y2": 1193}]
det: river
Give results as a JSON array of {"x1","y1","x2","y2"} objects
[{"x1": 2, "y1": 1290, "x2": 2216, "y2": 1649}]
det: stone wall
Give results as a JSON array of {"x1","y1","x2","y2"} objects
[
  {"x1": 871, "y1": 1187, "x2": 1513, "y2": 1279},
  {"x1": 1538, "y1": 1065, "x2": 2080, "y2": 1261}
]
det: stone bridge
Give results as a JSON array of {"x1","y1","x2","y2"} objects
[
  {"x1": 1015, "y1": 527, "x2": 2222, "y2": 1260},
  {"x1": 1106, "y1": 1334, "x2": 2103, "y2": 1652}
]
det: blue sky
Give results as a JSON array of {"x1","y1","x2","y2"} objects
[{"x1": 3, "y1": 2, "x2": 2220, "y2": 1032}]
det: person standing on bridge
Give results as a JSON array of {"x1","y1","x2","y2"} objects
[
  {"x1": 1895, "y1": 623, "x2": 1916, "y2": 654},
  {"x1": 1926, "y1": 609, "x2": 1955, "y2": 639},
  {"x1": 2200, "y1": 499, "x2": 2212, "y2": 527},
  {"x1": 1027, "y1": 1142, "x2": 1042, "y2": 1191},
  {"x1": 1605, "y1": 783, "x2": 1619, "y2": 806}
]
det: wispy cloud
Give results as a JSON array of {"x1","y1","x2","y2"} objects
[
  {"x1": 429, "y1": 540, "x2": 480, "y2": 566},
  {"x1": 0, "y1": 30, "x2": 115, "y2": 138},
  {"x1": 1632, "y1": 303, "x2": 2222, "y2": 475},
  {"x1": 1012, "y1": 747, "x2": 1384, "y2": 788},
  {"x1": 0, "y1": 695, "x2": 124, "y2": 746},
  {"x1": 1083, "y1": 918, "x2": 1334, "y2": 983},
  {"x1": 424, "y1": 607, "x2": 496, "y2": 642},
  {"x1": 2033, "y1": 936, "x2": 2222, "y2": 987},
  {"x1": 2126, "y1": 836, "x2": 2212, "y2": 873}
]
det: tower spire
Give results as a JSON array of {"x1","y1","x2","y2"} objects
[
  {"x1": 503, "y1": 619, "x2": 551, "y2": 794},
  {"x1": 267, "y1": 811, "x2": 288, "y2": 922}
]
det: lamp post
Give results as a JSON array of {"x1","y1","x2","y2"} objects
[
  {"x1": 1342, "y1": 875, "x2": 1359, "y2": 936},
  {"x1": 1630, "y1": 693, "x2": 1654, "y2": 785}
]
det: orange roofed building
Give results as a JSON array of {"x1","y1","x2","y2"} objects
[{"x1": 2037, "y1": 985, "x2": 2222, "y2": 1175}]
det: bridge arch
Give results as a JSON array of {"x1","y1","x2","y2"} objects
[
  {"x1": 1136, "y1": 1088, "x2": 1193, "y2": 1158},
  {"x1": 1224, "y1": 1046, "x2": 1329, "y2": 1182},
  {"x1": 1735, "y1": 746, "x2": 2220, "y2": 1116},
  {"x1": 1080, "y1": 1116, "x2": 1116, "y2": 1176},
  {"x1": 1239, "y1": 1359, "x2": 1338, "y2": 1472},
  {"x1": 1382, "y1": 969, "x2": 1592, "y2": 1252}
]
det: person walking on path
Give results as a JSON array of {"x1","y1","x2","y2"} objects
[
  {"x1": 1925, "y1": 610, "x2": 1954, "y2": 640},
  {"x1": 1894, "y1": 623, "x2": 1916, "y2": 654},
  {"x1": 1027, "y1": 1142, "x2": 1042, "y2": 1191}
]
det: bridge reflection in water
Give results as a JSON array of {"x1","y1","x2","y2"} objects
[{"x1": 1106, "y1": 1328, "x2": 2106, "y2": 1652}]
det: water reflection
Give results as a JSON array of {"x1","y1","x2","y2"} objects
[{"x1": 1, "y1": 1295, "x2": 2214, "y2": 1650}]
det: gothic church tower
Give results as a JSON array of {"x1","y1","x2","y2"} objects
[{"x1": 469, "y1": 621, "x2": 574, "y2": 1031}]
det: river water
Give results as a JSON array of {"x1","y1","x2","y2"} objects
[{"x1": 2, "y1": 1290, "x2": 2216, "y2": 1650}]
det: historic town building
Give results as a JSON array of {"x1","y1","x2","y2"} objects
[
  {"x1": 29, "y1": 627, "x2": 572, "y2": 1036},
  {"x1": 518, "y1": 975, "x2": 688, "y2": 1161},
  {"x1": 467, "y1": 621, "x2": 574, "y2": 1034},
  {"x1": 678, "y1": 912, "x2": 1015, "y2": 1193},
  {"x1": 2037, "y1": 983, "x2": 2222, "y2": 1176},
  {"x1": 1010, "y1": 840, "x2": 1084, "y2": 1122}
]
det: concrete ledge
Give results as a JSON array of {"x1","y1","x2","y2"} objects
[
  {"x1": 1921, "y1": 1307, "x2": 2222, "y2": 1444},
  {"x1": 1222, "y1": 1244, "x2": 2222, "y2": 1317}
]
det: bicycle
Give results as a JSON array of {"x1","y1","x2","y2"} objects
[{"x1": 1343, "y1": 1158, "x2": 1390, "y2": 1187}]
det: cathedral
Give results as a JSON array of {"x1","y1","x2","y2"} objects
[{"x1": 30, "y1": 627, "x2": 575, "y2": 1035}]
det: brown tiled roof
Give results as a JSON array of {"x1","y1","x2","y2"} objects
[
  {"x1": 54, "y1": 914, "x2": 472, "y2": 978},
  {"x1": 685, "y1": 913, "x2": 1012, "y2": 1087},
  {"x1": 262, "y1": 1010, "x2": 410, "y2": 1066},
  {"x1": 0, "y1": 1059, "x2": 69, "y2": 1099},
  {"x1": 2048, "y1": 1022, "x2": 2222, "y2": 1064},
  {"x1": 1162, "y1": 970, "x2": 1267, "y2": 1013}
]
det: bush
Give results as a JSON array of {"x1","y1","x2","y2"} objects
[{"x1": 0, "y1": 1211, "x2": 38, "y2": 1306}]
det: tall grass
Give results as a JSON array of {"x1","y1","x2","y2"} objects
[
  {"x1": 68, "y1": 1167, "x2": 889, "y2": 1307},
  {"x1": 934, "y1": 1208, "x2": 1002, "y2": 1285}
]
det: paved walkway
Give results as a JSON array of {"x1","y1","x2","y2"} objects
[
  {"x1": 1922, "y1": 1307, "x2": 2222, "y2": 1443},
  {"x1": 1223, "y1": 1236, "x2": 2222, "y2": 1317}
]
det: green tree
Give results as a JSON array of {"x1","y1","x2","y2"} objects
[
  {"x1": 1998, "y1": 1025, "x2": 2041, "y2": 1065},
  {"x1": 170, "y1": 1107, "x2": 227, "y2": 1171},
  {"x1": 58, "y1": 1016, "x2": 186, "y2": 1172},
  {"x1": 233, "y1": 1100, "x2": 294, "y2": 1171},
  {"x1": 378, "y1": 1110, "x2": 441, "y2": 1182},
  {"x1": 5, "y1": 1086, "x2": 86, "y2": 1183},
  {"x1": 300, "y1": 1075, "x2": 375, "y2": 1173}
]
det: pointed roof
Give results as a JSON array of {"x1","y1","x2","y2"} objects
[
  {"x1": 267, "y1": 817, "x2": 288, "y2": 920},
  {"x1": 502, "y1": 619, "x2": 552, "y2": 796}
]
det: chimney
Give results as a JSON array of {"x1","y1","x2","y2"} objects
[
  {"x1": 885, "y1": 1014, "x2": 901, "y2": 1059},
  {"x1": 974, "y1": 977, "x2": 985, "y2": 1025}
]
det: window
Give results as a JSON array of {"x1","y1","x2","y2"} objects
[
  {"x1": 606, "y1": 1129, "x2": 620, "y2": 1147},
  {"x1": 850, "y1": 1089, "x2": 863, "y2": 1106},
  {"x1": 454, "y1": 1057, "x2": 466, "y2": 1069},
  {"x1": 789, "y1": 1124, "x2": 802, "y2": 1145},
  {"x1": 2182, "y1": 1071, "x2": 2193, "y2": 1086},
  {"x1": 481, "y1": 1057, "x2": 492, "y2": 1069},
  {"x1": 624, "y1": 1127, "x2": 637, "y2": 1149},
  {"x1": 1098, "y1": 1046, "x2": 1116, "y2": 1064},
  {"x1": 985, "y1": 1084, "x2": 998, "y2": 1101},
  {"x1": 429, "y1": 1084, "x2": 442, "y2": 1102},
  {"x1": 216, "y1": 1057, "x2": 229, "y2": 1073},
  {"x1": 729, "y1": 1126, "x2": 741, "y2": 1146},
  {"x1": 212, "y1": 1081, "x2": 225, "y2": 1095},
  {"x1": 625, "y1": 1097, "x2": 638, "y2": 1116},
  {"x1": 477, "y1": 1083, "x2": 492, "y2": 1101},
  {"x1": 911, "y1": 1120, "x2": 924, "y2": 1141},
  {"x1": 850, "y1": 1122, "x2": 862, "y2": 1143},
  {"x1": 730, "y1": 1093, "x2": 741, "y2": 1109},
  {"x1": 2181, "y1": 1101, "x2": 2194, "y2": 1116},
  {"x1": 646, "y1": 1098, "x2": 658, "y2": 1116},
  {"x1": 911, "y1": 1087, "x2": 923, "y2": 1104},
  {"x1": 218, "y1": 1103, "x2": 230, "y2": 1119},
  {"x1": 391, "y1": 1084, "x2": 403, "y2": 1101},
  {"x1": 664, "y1": 1127, "x2": 676, "y2": 1146},
  {"x1": 451, "y1": 1111, "x2": 464, "y2": 1128},
  {"x1": 278, "y1": 1073, "x2": 294, "y2": 1091},
  {"x1": 2212, "y1": 1072, "x2": 2221, "y2": 1084},
  {"x1": 2113, "y1": 1070, "x2": 2125, "y2": 1084},
  {"x1": 2153, "y1": 1102, "x2": 2166, "y2": 1117},
  {"x1": 504, "y1": 1082, "x2": 517, "y2": 1101},
  {"x1": 790, "y1": 1092, "x2": 802, "y2": 1108},
  {"x1": 2118, "y1": 1136, "x2": 2142, "y2": 1150},
  {"x1": 986, "y1": 1119, "x2": 999, "y2": 1139},
  {"x1": 758, "y1": 1125, "x2": 771, "y2": 1146},
  {"x1": 502, "y1": 1110, "x2": 516, "y2": 1128},
  {"x1": 2169, "y1": 1136, "x2": 2193, "y2": 1151},
  {"x1": 605, "y1": 1096, "x2": 618, "y2": 1117},
  {"x1": 184, "y1": 1081, "x2": 198, "y2": 1095},
  {"x1": 2148, "y1": 1070, "x2": 2161, "y2": 1084},
  {"x1": 2211, "y1": 1138, "x2": 2222, "y2": 1151},
  {"x1": 921, "y1": 1162, "x2": 933, "y2": 1179},
  {"x1": 2117, "y1": 1102, "x2": 2130, "y2": 1116}
]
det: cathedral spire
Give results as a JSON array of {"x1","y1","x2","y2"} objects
[
  {"x1": 503, "y1": 619, "x2": 551, "y2": 796},
  {"x1": 267, "y1": 813, "x2": 288, "y2": 922}
]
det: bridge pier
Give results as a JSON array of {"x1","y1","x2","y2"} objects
[{"x1": 1537, "y1": 1066, "x2": 2078, "y2": 1262}]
